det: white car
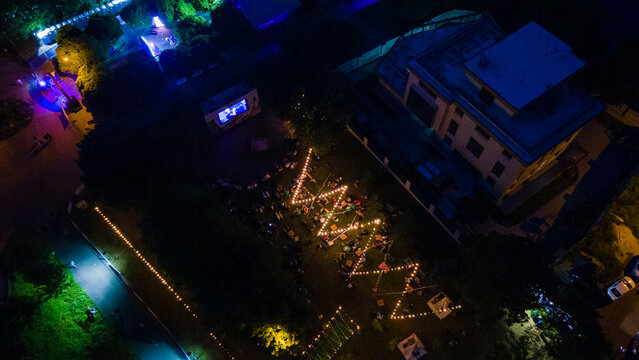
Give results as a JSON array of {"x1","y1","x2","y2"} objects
[{"x1": 607, "y1": 276, "x2": 635, "y2": 301}]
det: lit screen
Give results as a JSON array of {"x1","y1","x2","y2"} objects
[{"x1": 218, "y1": 99, "x2": 248, "y2": 124}]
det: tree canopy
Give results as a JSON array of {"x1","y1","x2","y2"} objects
[
  {"x1": 158, "y1": 0, "x2": 197, "y2": 23},
  {"x1": 120, "y1": 1, "x2": 151, "y2": 28},
  {"x1": 140, "y1": 184, "x2": 306, "y2": 330},
  {"x1": 84, "y1": 13, "x2": 123, "y2": 45},
  {"x1": 174, "y1": 15, "x2": 209, "y2": 47},
  {"x1": 55, "y1": 25, "x2": 106, "y2": 75},
  {"x1": 450, "y1": 234, "x2": 546, "y2": 326}
]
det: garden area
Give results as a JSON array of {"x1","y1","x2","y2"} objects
[{"x1": 0, "y1": 230, "x2": 133, "y2": 359}]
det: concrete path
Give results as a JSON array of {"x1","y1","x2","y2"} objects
[{"x1": 53, "y1": 220, "x2": 189, "y2": 360}]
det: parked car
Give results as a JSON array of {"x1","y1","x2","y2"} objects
[{"x1": 607, "y1": 276, "x2": 635, "y2": 301}]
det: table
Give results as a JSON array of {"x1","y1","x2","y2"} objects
[
  {"x1": 345, "y1": 260, "x2": 353, "y2": 267},
  {"x1": 330, "y1": 224, "x2": 338, "y2": 231},
  {"x1": 339, "y1": 234, "x2": 347, "y2": 240},
  {"x1": 377, "y1": 299, "x2": 384, "y2": 307}
]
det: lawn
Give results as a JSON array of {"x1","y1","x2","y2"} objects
[
  {"x1": 72, "y1": 133, "x2": 501, "y2": 359},
  {"x1": 6, "y1": 270, "x2": 133, "y2": 359}
]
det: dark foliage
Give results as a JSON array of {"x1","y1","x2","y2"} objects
[
  {"x1": 209, "y1": 0, "x2": 256, "y2": 47},
  {"x1": 173, "y1": 15, "x2": 209, "y2": 47},
  {"x1": 120, "y1": 1, "x2": 151, "y2": 28},
  {"x1": 159, "y1": 48, "x2": 193, "y2": 77},
  {"x1": 84, "y1": 13, "x2": 123, "y2": 45},
  {"x1": 83, "y1": 54, "x2": 164, "y2": 116},
  {"x1": 0, "y1": 99, "x2": 33, "y2": 140},
  {"x1": 141, "y1": 184, "x2": 306, "y2": 331}
]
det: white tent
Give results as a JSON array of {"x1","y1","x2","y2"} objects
[
  {"x1": 427, "y1": 292, "x2": 454, "y2": 320},
  {"x1": 397, "y1": 333, "x2": 427, "y2": 360}
]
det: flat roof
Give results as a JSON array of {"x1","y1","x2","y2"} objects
[
  {"x1": 403, "y1": 17, "x2": 603, "y2": 164},
  {"x1": 200, "y1": 81, "x2": 252, "y2": 114},
  {"x1": 463, "y1": 22, "x2": 585, "y2": 110},
  {"x1": 233, "y1": 0, "x2": 300, "y2": 28}
]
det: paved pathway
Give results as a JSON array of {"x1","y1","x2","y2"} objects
[{"x1": 53, "y1": 219, "x2": 189, "y2": 360}]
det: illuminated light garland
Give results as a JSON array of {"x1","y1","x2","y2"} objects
[
  {"x1": 290, "y1": 148, "x2": 313, "y2": 205},
  {"x1": 351, "y1": 263, "x2": 419, "y2": 276},
  {"x1": 290, "y1": 149, "x2": 381, "y2": 239},
  {"x1": 94, "y1": 207, "x2": 236, "y2": 360},
  {"x1": 301, "y1": 306, "x2": 358, "y2": 360}
]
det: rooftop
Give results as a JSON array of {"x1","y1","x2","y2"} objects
[
  {"x1": 233, "y1": 0, "x2": 300, "y2": 29},
  {"x1": 377, "y1": 10, "x2": 482, "y2": 95},
  {"x1": 379, "y1": 15, "x2": 603, "y2": 164},
  {"x1": 463, "y1": 22, "x2": 586, "y2": 110},
  {"x1": 200, "y1": 81, "x2": 252, "y2": 114}
]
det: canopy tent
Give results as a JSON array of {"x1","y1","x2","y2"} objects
[
  {"x1": 397, "y1": 333, "x2": 427, "y2": 360},
  {"x1": 427, "y1": 292, "x2": 454, "y2": 320}
]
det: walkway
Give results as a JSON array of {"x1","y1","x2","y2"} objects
[{"x1": 53, "y1": 218, "x2": 189, "y2": 360}]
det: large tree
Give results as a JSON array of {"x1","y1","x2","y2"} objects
[
  {"x1": 55, "y1": 25, "x2": 106, "y2": 75},
  {"x1": 0, "y1": 0, "x2": 55, "y2": 40},
  {"x1": 84, "y1": 13, "x2": 123, "y2": 45},
  {"x1": 158, "y1": 0, "x2": 196, "y2": 23},
  {"x1": 120, "y1": 1, "x2": 151, "y2": 28},
  {"x1": 173, "y1": 15, "x2": 209, "y2": 47}
]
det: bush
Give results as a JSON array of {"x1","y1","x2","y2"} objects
[{"x1": 0, "y1": 98, "x2": 33, "y2": 140}]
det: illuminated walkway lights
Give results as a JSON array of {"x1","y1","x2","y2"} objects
[{"x1": 94, "y1": 206, "x2": 236, "y2": 360}]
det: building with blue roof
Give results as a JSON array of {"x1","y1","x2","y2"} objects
[{"x1": 377, "y1": 14, "x2": 604, "y2": 203}]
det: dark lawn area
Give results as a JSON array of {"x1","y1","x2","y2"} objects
[
  {"x1": 246, "y1": 134, "x2": 497, "y2": 359},
  {"x1": 72, "y1": 209, "x2": 228, "y2": 360},
  {"x1": 202, "y1": 110, "x2": 293, "y2": 186},
  {"x1": 73, "y1": 133, "x2": 501, "y2": 359}
]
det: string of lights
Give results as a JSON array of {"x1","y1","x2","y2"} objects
[
  {"x1": 94, "y1": 207, "x2": 236, "y2": 360},
  {"x1": 301, "y1": 306, "x2": 359, "y2": 360}
]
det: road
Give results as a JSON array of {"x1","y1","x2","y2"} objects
[{"x1": 53, "y1": 219, "x2": 189, "y2": 360}]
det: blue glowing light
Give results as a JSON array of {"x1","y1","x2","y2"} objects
[
  {"x1": 152, "y1": 16, "x2": 165, "y2": 28},
  {"x1": 218, "y1": 99, "x2": 248, "y2": 124},
  {"x1": 140, "y1": 36, "x2": 156, "y2": 57},
  {"x1": 38, "y1": 80, "x2": 47, "y2": 87}
]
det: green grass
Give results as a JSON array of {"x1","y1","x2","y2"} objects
[{"x1": 8, "y1": 270, "x2": 134, "y2": 359}]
